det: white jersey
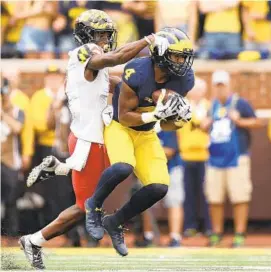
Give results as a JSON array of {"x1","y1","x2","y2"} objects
[{"x1": 65, "y1": 44, "x2": 109, "y2": 144}]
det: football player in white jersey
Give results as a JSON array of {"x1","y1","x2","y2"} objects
[{"x1": 19, "y1": 9, "x2": 170, "y2": 269}]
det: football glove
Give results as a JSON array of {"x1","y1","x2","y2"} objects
[
  {"x1": 141, "y1": 89, "x2": 179, "y2": 124},
  {"x1": 145, "y1": 34, "x2": 170, "y2": 56},
  {"x1": 175, "y1": 96, "x2": 192, "y2": 123},
  {"x1": 154, "y1": 90, "x2": 180, "y2": 120}
]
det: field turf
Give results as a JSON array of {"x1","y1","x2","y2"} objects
[{"x1": 1, "y1": 247, "x2": 271, "y2": 271}]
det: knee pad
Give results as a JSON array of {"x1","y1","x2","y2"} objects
[
  {"x1": 112, "y1": 163, "x2": 134, "y2": 180},
  {"x1": 145, "y1": 183, "x2": 168, "y2": 200}
]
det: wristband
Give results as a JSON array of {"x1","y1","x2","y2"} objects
[{"x1": 141, "y1": 112, "x2": 158, "y2": 124}]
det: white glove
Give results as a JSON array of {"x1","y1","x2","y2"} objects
[
  {"x1": 141, "y1": 89, "x2": 179, "y2": 124},
  {"x1": 145, "y1": 34, "x2": 169, "y2": 56},
  {"x1": 175, "y1": 97, "x2": 192, "y2": 123},
  {"x1": 154, "y1": 93, "x2": 180, "y2": 120},
  {"x1": 102, "y1": 105, "x2": 113, "y2": 126}
]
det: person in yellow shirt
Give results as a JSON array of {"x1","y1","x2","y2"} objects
[
  {"x1": 30, "y1": 65, "x2": 65, "y2": 223},
  {"x1": 242, "y1": 0, "x2": 271, "y2": 51},
  {"x1": 15, "y1": 0, "x2": 57, "y2": 59},
  {"x1": 5, "y1": 69, "x2": 34, "y2": 171},
  {"x1": 177, "y1": 77, "x2": 211, "y2": 237},
  {"x1": 1, "y1": 77, "x2": 25, "y2": 236},
  {"x1": 191, "y1": 0, "x2": 242, "y2": 59},
  {"x1": 30, "y1": 65, "x2": 64, "y2": 160},
  {"x1": 100, "y1": 0, "x2": 139, "y2": 47},
  {"x1": 1, "y1": 1, "x2": 10, "y2": 46},
  {"x1": 1, "y1": 1, "x2": 25, "y2": 58}
]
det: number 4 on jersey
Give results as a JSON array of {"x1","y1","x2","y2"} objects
[{"x1": 124, "y1": 68, "x2": 135, "y2": 80}]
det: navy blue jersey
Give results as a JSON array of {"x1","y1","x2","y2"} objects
[{"x1": 113, "y1": 57, "x2": 195, "y2": 131}]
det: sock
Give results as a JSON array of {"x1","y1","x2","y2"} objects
[
  {"x1": 109, "y1": 183, "x2": 168, "y2": 228},
  {"x1": 30, "y1": 231, "x2": 47, "y2": 247},
  {"x1": 170, "y1": 232, "x2": 181, "y2": 241},
  {"x1": 144, "y1": 231, "x2": 154, "y2": 241},
  {"x1": 55, "y1": 163, "x2": 71, "y2": 176},
  {"x1": 93, "y1": 163, "x2": 133, "y2": 206}
]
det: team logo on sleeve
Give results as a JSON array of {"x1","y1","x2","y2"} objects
[{"x1": 77, "y1": 45, "x2": 92, "y2": 63}]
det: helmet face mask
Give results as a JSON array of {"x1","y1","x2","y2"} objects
[
  {"x1": 164, "y1": 49, "x2": 194, "y2": 76},
  {"x1": 151, "y1": 27, "x2": 194, "y2": 76},
  {"x1": 73, "y1": 10, "x2": 117, "y2": 52}
]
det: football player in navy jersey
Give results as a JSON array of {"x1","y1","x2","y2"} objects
[{"x1": 85, "y1": 27, "x2": 195, "y2": 256}]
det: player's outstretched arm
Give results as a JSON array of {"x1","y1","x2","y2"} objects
[{"x1": 86, "y1": 34, "x2": 169, "y2": 70}]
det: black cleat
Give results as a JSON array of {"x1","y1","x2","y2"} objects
[
  {"x1": 102, "y1": 215, "x2": 128, "y2": 257},
  {"x1": 19, "y1": 235, "x2": 45, "y2": 270},
  {"x1": 27, "y1": 156, "x2": 59, "y2": 187},
  {"x1": 85, "y1": 197, "x2": 104, "y2": 240}
]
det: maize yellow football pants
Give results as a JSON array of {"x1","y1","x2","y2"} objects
[{"x1": 104, "y1": 121, "x2": 170, "y2": 186}]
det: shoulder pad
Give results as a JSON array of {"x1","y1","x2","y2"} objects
[{"x1": 77, "y1": 43, "x2": 102, "y2": 63}]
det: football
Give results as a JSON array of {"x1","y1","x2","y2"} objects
[
  {"x1": 152, "y1": 89, "x2": 177, "y2": 105},
  {"x1": 152, "y1": 89, "x2": 180, "y2": 121}
]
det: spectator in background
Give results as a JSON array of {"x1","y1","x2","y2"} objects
[
  {"x1": 1, "y1": 1, "x2": 25, "y2": 58},
  {"x1": 16, "y1": 0, "x2": 57, "y2": 59},
  {"x1": 47, "y1": 94, "x2": 71, "y2": 160},
  {"x1": 268, "y1": 0, "x2": 271, "y2": 21},
  {"x1": 122, "y1": 1, "x2": 155, "y2": 39},
  {"x1": 122, "y1": 1, "x2": 155, "y2": 56},
  {"x1": 1, "y1": 77, "x2": 24, "y2": 236},
  {"x1": 1, "y1": 2, "x2": 9, "y2": 46},
  {"x1": 155, "y1": 0, "x2": 191, "y2": 33},
  {"x1": 191, "y1": 0, "x2": 242, "y2": 59},
  {"x1": 29, "y1": 65, "x2": 65, "y2": 224},
  {"x1": 202, "y1": 70, "x2": 263, "y2": 247},
  {"x1": 5, "y1": 69, "x2": 34, "y2": 172},
  {"x1": 242, "y1": 0, "x2": 271, "y2": 52},
  {"x1": 99, "y1": 0, "x2": 138, "y2": 47},
  {"x1": 178, "y1": 78, "x2": 211, "y2": 237},
  {"x1": 136, "y1": 130, "x2": 184, "y2": 247},
  {"x1": 53, "y1": 0, "x2": 99, "y2": 59},
  {"x1": 46, "y1": 92, "x2": 82, "y2": 247}
]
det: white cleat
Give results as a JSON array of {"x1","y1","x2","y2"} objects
[
  {"x1": 27, "y1": 156, "x2": 60, "y2": 187},
  {"x1": 19, "y1": 235, "x2": 45, "y2": 270}
]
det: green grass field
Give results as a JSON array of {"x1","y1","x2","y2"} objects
[{"x1": 2, "y1": 247, "x2": 271, "y2": 271}]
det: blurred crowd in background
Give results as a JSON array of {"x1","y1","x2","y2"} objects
[
  {"x1": 1, "y1": 0, "x2": 271, "y2": 248},
  {"x1": 1, "y1": 0, "x2": 271, "y2": 60}
]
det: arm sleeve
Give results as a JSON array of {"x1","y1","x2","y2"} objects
[{"x1": 237, "y1": 98, "x2": 256, "y2": 118}]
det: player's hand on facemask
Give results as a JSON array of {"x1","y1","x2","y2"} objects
[
  {"x1": 102, "y1": 105, "x2": 113, "y2": 126},
  {"x1": 144, "y1": 34, "x2": 169, "y2": 56},
  {"x1": 175, "y1": 96, "x2": 192, "y2": 123}
]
